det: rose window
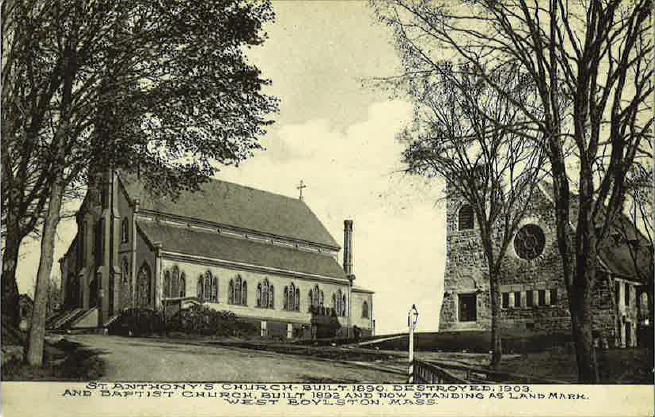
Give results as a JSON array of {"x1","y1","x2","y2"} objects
[{"x1": 514, "y1": 224, "x2": 545, "y2": 260}]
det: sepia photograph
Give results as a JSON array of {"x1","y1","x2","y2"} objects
[{"x1": 1, "y1": 0, "x2": 654, "y2": 415}]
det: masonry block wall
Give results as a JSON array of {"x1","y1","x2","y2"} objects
[{"x1": 439, "y1": 184, "x2": 638, "y2": 347}]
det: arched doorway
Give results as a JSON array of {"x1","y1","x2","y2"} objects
[{"x1": 136, "y1": 263, "x2": 152, "y2": 308}]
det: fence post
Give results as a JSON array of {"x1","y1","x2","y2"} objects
[{"x1": 407, "y1": 305, "x2": 418, "y2": 383}]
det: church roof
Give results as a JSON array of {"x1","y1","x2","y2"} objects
[
  {"x1": 119, "y1": 172, "x2": 340, "y2": 249},
  {"x1": 137, "y1": 221, "x2": 348, "y2": 280},
  {"x1": 538, "y1": 183, "x2": 652, "y2": 282}
]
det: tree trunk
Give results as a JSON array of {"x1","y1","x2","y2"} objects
[
  {"x1": 26, "y1": 179, "x2": 64, "y2": 366},
  {"x1": 2, "y1": 214, "x2": 23, "y2": 327},
  {"x1": 569, "y1": 278, "x2": 599, "y2": 383},
  {"x1": 489, "y1": 268, "x2": 502, "y2": 369}
]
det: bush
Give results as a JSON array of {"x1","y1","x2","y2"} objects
[
  {"x1": 108, "y1": 308, "x2": 166, "y2": 336},
  {"x1": 167, "y1": 304, "x2": 257, "y2": 337}
]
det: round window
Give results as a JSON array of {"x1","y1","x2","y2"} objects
[{"x1": 514, "y1": 224, "x2": 545, "y2": 260}]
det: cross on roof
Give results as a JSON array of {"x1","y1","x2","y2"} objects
[{"x1": 297, "y1": 180, "x2": 307, "y2": 200}]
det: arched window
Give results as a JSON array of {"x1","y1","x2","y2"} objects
[
  {"x1": 137, "y1": 263, "x2": 151, "y2": 308},
  {"x1": 230, "y1": 276, "x2": 247, "y2": 305},
  {"x1": 164, "y1": 271, "x2": 171, "y2": 298},
  {"x1": 285, "y1": 284, "x2": 298, "y2": 311},
  {"x1": 342, "y1": 294, "x2": 347, "y2": 316},
  {"x1": 262, "y1": 280, "x2": 269, "y2": 307},
  {"x1": 197, "y1": 276, "x2": 204, "y2": 301},
  {"x1": 308, "y1": 285, "x2": 325, "y2": 312},
  {"x1": 259, "y1": 279, "x2": 275, "y2": 308},
  {"x1": 258, "y1": 284, "x2": 263, "y2": 307},
  {"x1": 312, "y1": 285, "x2": 320, "y2": 308},
  {"x1": 179, "y1": 273, "x2": 186, "y2": 297},
  {"x1": 121, "y1": 218, "x2": 129, "y2": 243},
  {"x1": 458, "y1": 204, "x2": 474, "y2": 230},
  {"x1": 211, "y1": 276, "x2": 219, "y2": 302},
  {"x1": 79, "y1": 223, "x2": 86, "y2": 267},
  {"x1": 333, "y1": 289, "x2": 345, "y2": 316},
  {"x1": 235, "y1": 276, "x2": 242, "y2": 305},
  {"x1": 268, "y1": 285, "x2": 273, "y2": 308},
  {"x1": 171, "y1": 267, "x2": 179, "y2": 299},
  {"x1": 203, "y1": 271, "x2": 212, "y2": 302},
  {"x1": 362, "y1": 301, "x2": 369, "y2": 318},
  {"x1": 122, "y1": 258, "x2": 129, "y2": 284},
  {"x1": 242, "y1": 281, "x2": 248, "y2": 306}
]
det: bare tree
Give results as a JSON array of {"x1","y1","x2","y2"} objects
[
  {"x1": 373, "y1": 0, "x2": 653, "y2": 382},
  {"x1": 384, "y1": 62, "x2": 545, "y2": 368},
  {"x1": 620, "y1": 162, "x2": 653, "y2": 324}
]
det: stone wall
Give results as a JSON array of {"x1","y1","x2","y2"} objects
[{"x1": 439, "y1": 185, "x2": 635, "y2": 345}]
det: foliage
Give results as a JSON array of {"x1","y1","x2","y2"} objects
[
  {"x1": 2, "y1": 0, "x2": 278, "y2": 365},
  {"x1": 167, "y1": 304, "x2": 257, "y2": 337},
  {"x1": 108, "y1": 308, "x2": 167, "y2": 336}
]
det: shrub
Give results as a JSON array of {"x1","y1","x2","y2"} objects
[
  {"x1": 167, "y1": 304, "x2": 257, "y2": 337},
  {"x1": 108, "y1": 308, "x2": 166, "y2": 336}
]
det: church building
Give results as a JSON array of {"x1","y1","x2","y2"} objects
[
  {"x1": 440, "y1": 183, "x2": 651, "y2": 348},
  {"x1": 54, "y1": 170, "x2": 374, "y2": 338}
]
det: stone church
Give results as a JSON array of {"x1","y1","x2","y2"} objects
[
  {"x1": 53, "y1": 170, "x2": 374, "y2": 338},
  {"x1": 440, "y1": 183, "x2": 651, "y2": 348}
]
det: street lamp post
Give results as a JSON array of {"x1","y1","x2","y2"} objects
[{"x1": 407, "y1": 304, "x2": 419, "y2": 383}]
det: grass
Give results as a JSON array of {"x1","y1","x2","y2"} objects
[
  {"x1": 500, "y1": 347, "x2": 654, "y2": 383},
  {"x1": 415, "y1": 347, "x2": 654, "y2": 383},
  {"x1": 1, "y1": 338, "x2": 105, "y2": 381},
  {"x1": 208, "y1": 336, "x2": 653, "y2": 383}
]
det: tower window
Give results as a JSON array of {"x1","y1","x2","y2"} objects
[{"x1": 458, "y1": 205, "x2": 474, "y2": 230}]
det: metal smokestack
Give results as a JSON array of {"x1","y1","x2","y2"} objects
[{"x1": 343, "y1": 220, "x2": 353, "y2": 276}]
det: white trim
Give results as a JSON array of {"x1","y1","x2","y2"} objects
[
  {"x1": 352, "y1": 287, "x2": 375, "y2": 294},
  {"x1": 136, "y1": 209, "x2": 341, "y2": 252},
  {"x1": 137, "y1": 212, "x2": 339, "y2": 260},
  {"x1": 189, "y1": 224, "x2": 216, "y2": 233},
  {"x1": 160, "y1": 250, "x2": 350, "y2": 285}
]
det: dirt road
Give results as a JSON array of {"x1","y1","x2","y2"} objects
[{"x1": 66, "y1": 334, "x2": 404, "y2": 383}]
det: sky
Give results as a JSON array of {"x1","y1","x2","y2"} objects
[{"x1": 16, "y1": 1, "x2": 448, "y2": 335}]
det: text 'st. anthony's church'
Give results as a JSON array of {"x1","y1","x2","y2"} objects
[{"x1": 55, "y1": 170, "x2": 374, "y2": 338}]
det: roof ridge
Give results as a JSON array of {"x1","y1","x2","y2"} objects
[
  {"x1": 116, "y1": 169, "x2": 340, "y2": 249},
  {"x1": 117, "y1": 169, "x2": 307, "y2": 205}
]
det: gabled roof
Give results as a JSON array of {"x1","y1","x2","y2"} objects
[
  {"x1": 137, "y1": 221, "x2": 348, "y2": 280},
  {"x1": 538, "y1": 183, "x2": 652, "y2": 282},
  {"x1": 119, "y1": 172, "x2": 340, "y2": 249}
]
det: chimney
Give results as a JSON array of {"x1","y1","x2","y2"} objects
[{"x1": 343, "y1": 220, "x2": 354, "y2": 277}]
